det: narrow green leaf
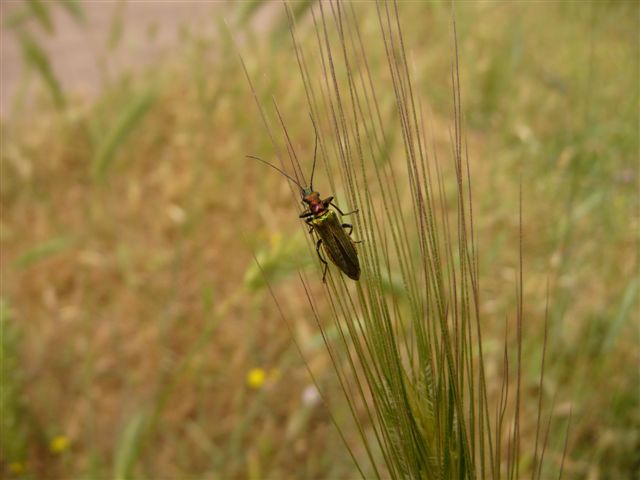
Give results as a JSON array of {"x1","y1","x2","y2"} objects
[
  {"x1": 244, "y1": 233, "x2": 310, "y2": 291},
  {"x1": 3, "y1": 7, "x2": 31, "y2": 29},
  {"x1": 57, "y1": 0, "x2": 86, "y2": 24},
  {"x1": 107, "y1": 0, "x2": 126, "y2": 51},
  {"x1": 201, "y1": 284, "x2": 215, "y2": 314},
  {"x1": 603, "y1": 277, "x2": 639, "y2": 351},
  {"x1": 18, "y1": 32, "x2": 65, "y2": 108},
  {"x1": 236, "y1": 0, "x2": 265, "y2": 25},
  {"x1": 112, "y1": 410, "x2": 148, "y2": 480},
  {"x1": 90, "y1": 90, "x2": 155, "y2": 181},
  {"x1": 14, "y1": 236, "x2": 72, "y2": 268},
  {"x1": 26, "y1": 0, "x2": 53, "y2": 33}
]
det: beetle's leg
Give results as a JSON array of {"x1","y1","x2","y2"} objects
[
  {"x1": 315, "y1": 239, "x2": 329, "y2": 283},
  {"x1": 342, "y1": 223, "x2": 363, "y2": 244},
  {"x1": 302, "y1": 211, "x2": 315, "y2": 234},
  {"x1": 323, "y1": 196, "x2": 358, "y2": 215},
  {"x1": 304, "y1": 217, "x2": 314, "y2": 234},
  {"x1": 331, "y1": 202, "x2": 359, "y2": 217}
]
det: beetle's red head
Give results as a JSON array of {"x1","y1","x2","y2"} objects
[
  {"x1": 302, "y1": 189, "x2": 319, "y2": 203},
  {"x1": 302, "y1": 189, "x2": 325, "y2": 215}
]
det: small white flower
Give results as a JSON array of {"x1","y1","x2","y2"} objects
[{"x1": 302, "y1": 385, "x2": 320, "y2": 407}]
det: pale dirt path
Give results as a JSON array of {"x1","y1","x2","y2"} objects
[{"x1": 0, "y1": 1, "x2": 235, "y2": 117}]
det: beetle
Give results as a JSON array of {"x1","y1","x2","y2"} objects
[{"x1": 247, "y1": 127, "x2": 360, "y2": 282}]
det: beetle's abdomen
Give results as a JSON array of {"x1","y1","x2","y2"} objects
[{"x1": 312, "y1": 210, "x2": 360, "y2": 280}]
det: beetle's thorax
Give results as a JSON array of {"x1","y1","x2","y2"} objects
[{"x1": 303, "y1": 190, "x2": 327, "y2": 216}]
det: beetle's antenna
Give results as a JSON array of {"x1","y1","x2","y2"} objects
[
  {"x1": 247, "y1": 155, "x2": 304, "y2": 191},
  {"x1": 309, "y1": 113, "x2": 319, "y2": 190}
]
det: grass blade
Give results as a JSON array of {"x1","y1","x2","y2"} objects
[
  {"x1": 26, "y1": 0, "x2": 53, "y2": 33},
  {"x1": 57, "y1": 0, "x2": 86, "y2": 24},
  {"x1": 90, "y1": 89, "x2": 156, "y2": 181},
  {"x1": 112, "y1": 410, "x2": 148, "y2": 480},
  {"x1": 14, "y1": 236, "x2": 72, "y2": 268},
  {"x1": 18, "y1": 32, "x2": 65, "y2": 108}
]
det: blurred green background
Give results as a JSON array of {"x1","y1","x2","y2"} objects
[{"x1": 1, "y1": 1, "x2": 638, "y2": 479}]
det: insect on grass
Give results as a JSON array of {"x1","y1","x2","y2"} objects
[{"x1": 248, "y1": 119, "x2": 361, "y2": 282}]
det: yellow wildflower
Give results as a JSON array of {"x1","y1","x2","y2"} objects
[
  {"x1": 50, "y1": 435, "x2": 70, "y2": 454},
  {"x1": 246, "y1": 367, "x2": 266, "y2": 389}
]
